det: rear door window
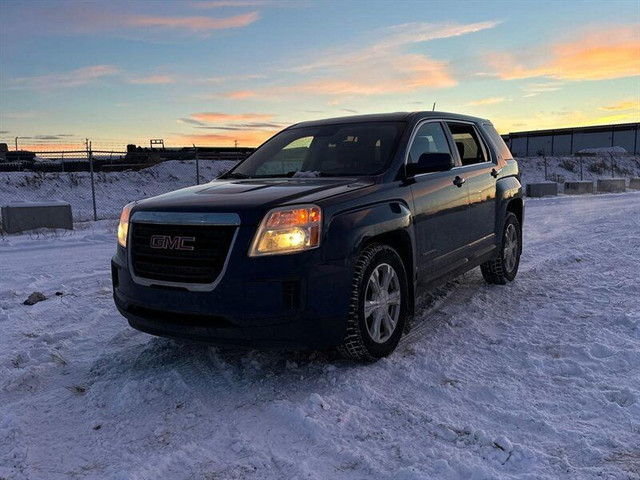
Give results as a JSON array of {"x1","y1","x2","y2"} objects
[
  {"x1": 446, "y1": 123, "x2": 488, "y2": 166},
  {"x1": 482, "y1": 124, "x2": 513, "y2": 161}
]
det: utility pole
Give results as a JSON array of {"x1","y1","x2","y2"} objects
[
  {"x1": 193, "y1": 144, "x2": 200, "y2": 185},
  {"x1": 234, "y1": 139, "x2": 238, "y2": 148},
  {"x1": 14, "y1": 137, "x2": 18, "y2": 151}
]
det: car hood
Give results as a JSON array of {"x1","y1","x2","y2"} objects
[{"x1": 133, "y1": 177, "x2": 374, "y2": 225}]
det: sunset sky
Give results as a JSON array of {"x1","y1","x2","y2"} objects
[{"x1": 1, "y1": 0, "x2": 639, "y2": 150}]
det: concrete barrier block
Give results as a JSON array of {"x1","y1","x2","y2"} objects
[
  {"x1": 597, "y1": 179, "x2": 626, "y2": 193},
  {"x1": 1, "y1": 201, "x2": 73, "y2": 234},
  {"x1": 629, "y1": 178, "x2": 640, "y2": 190},
  {"x1": 564, "y1": 181, "x2": 594, "y2": 195},
  {"x1": 526, "y1": 182, "x2": 558, "y2": 197}
]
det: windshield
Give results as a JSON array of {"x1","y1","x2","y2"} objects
[{"x1": 225, "y1": 121, "x2": 405, "y2": 178}]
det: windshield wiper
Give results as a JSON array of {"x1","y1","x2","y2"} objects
[{"x1": 223, "y1": 172, "x2": 251, "y2": 179}]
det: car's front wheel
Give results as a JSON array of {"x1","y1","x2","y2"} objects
[{"x1": 338, "y1": 243, "x2": 408, "y2": 361}]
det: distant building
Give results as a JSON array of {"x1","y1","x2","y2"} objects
[{"x1": 501, "y1": 123, "x2": 640, "y2": 156}]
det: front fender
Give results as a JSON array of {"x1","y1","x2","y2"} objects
[{"x1": 323, "y1": 201, "x2": 413, "y2": 262}]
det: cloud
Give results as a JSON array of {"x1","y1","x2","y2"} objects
[
  {"x1": 463, "y1": 97, "x2": 505, "y2": 107},
  {"x1": 292, "y1": 21, "x2": 499, "y2": 73},
  {"x1": 489, "y1": 26, "x2": 640, "y2": 82},
  {"x1": 175, "y1": 130, "x2": 276, "y2": 147},
  {"x1": 190, "y1": 112, "x2": 273, "y2": 123},
  {"x1": 127, "y1": 12, "x2": 259, "y2": 32},
  {"x1": 127, "y1": 74, "x2": 175, "y2": 85},
  {"x1": 375, "y1": 21, "x2": 502, "y2": 50},
  {"x1": 13, "y1": 65, "x2": 120, "y2": 90},
  {"x1": 1, "y1": 111, "x2": 48, "y2": 119},
  {"x1": 521, "y1": 81, "x2": 565, "y2": 98},
  {"x1": 0, "y1": 130, "x2": 9, "y2": 134},
  {"x1": 238, "y1": 21, "x2": 498, "y2": 100},
  {"x1": 2, "y1": 4, "x2": 259, "y2": 39},
  {"x1": 196, "y1": 121, "x2": 285, "y2": 130},
  {"x1": 178, "y1": 118, "x2": 208, "y2": 126},
  {"x1": 594, "y1": 111, "x2": 640, "y2": 124},
  {"x1": 12, "y1": 66, "x2": 176, "y2": 90},
  {"x1": 222, "y1": 90, "x2": 257, "y2": 99},
  {"x1": 599, "y1": 100, "x2": 640, "y2": 111},
  {"x1": 196, "y1": 74, "x2": 267, "y2": 84},
  {"x1": 282, "y1": 55, "x2": 456, "y2": 96}
]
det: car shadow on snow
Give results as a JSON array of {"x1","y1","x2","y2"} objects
[{"x1": 85, "y1": 270, "x2": 486, "y2": 403}]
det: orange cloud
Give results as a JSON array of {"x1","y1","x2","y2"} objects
[
  {"x1": 253, "y1": 21, "x2": 500, "y2": 100},
  {"x1": 595, "y1": 111, "x2": 640, "y2": 124},
  {"x1": 128, "y1": 12, "x2": 259, "y2": 32},
  {"x1": 599, "y1": 100, "x2": 640, "y2": 111},
  {"x1": 489, "y1": 26, "x2": 640, "y2": 81},
  {"x1": 190, "y1": 112, "x2": 273, "y2": 123},
  {"x1": 463, "y1": 97, "x2": 505, "y2": 107},
  {"x1": 258, "y1": 54, "x2": 455, "y2": 98},
  {"x1": 223, "y1": 90, "x2": 257, "y2": 99},
  {"x1": 176, "y1": 130, "x2": 277, "y2": 147}
]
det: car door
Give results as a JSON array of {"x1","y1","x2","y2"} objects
[
  {"x1": 444, "y1": 121, "x2": 498, "y2": 260},
  {"x1": 408, "y1": 120, "x2": 471, "y2": 283}
]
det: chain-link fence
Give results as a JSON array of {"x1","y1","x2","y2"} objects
[
  {"x1": 2, "y1": 148, "x2": 639, "y2": 227},
  {"x1": 517, "y1": 154, "x2": 640, "y2": 187},
  {"x1": 0, "y1": 146, "x2": 251, "y2": 223}
]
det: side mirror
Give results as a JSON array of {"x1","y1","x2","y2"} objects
[{"x1": 406, "y1": 152, "x2": 453, "y2": 177}]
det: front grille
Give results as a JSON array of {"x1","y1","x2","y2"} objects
[{"x1": 130, "y1": 223, "x2": 236, "y2": 284}]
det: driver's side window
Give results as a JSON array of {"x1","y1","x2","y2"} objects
[{"x1": 408, "y1": 122, "x2": 451, "y2": 164}]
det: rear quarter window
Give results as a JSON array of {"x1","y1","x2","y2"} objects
[{"x1": 482, "y1": 124, "x2": 513, "y2": 161}]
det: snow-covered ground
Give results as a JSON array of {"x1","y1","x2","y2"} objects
[
  {"x1": 1, "y1": 157, "x2": 639, "y2": 223},
  {"x1": 0, "y1": 160, "x2": 237, "y2": 222},
  {"x1": 1, "y1": 193, "x2": 639, "y2": 480}
]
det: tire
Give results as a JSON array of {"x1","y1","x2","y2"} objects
[
  {"x1": 481, "y1": 212, "x2": 522, "y2": 285},
  {"x1": 338, "y1": 243, "x2": 408, "y2": 361}
]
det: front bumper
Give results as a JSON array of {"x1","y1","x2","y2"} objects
[{"x1": 111, "y1": 226, "x2": 354, "y2": 349}]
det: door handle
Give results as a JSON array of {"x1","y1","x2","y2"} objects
[
  {"x1": 491, "y1": 168, "x2": 502, "y2": 178},
  {"x1": 453, "y1": 176, "x2": 466, "y2": 187}
]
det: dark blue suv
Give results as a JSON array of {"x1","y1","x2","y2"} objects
[{"x1": 112, "y1": 112, "x2": 524, "y2": 360}]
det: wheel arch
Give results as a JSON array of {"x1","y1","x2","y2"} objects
[
  {"x1": 496, "y1": 176, "x2": 524, "y2": 239},
  {"x1": 324, "y1": 201, "x2": 416, "y2": 315},
  {"x1": 360, "y1": 229, "x2": 415, "y2": 317}
]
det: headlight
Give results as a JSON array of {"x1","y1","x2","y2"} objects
[
  {"x1": 117, "y1": 202, "x2": 135, "y2": 248},
  {"x1": 249, "y1": 204, "x2": 321, "y2": 256}
]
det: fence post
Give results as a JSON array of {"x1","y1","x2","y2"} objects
[
  {"x1": 193, "y1": 144, "x2": 200, "y2": 185},
  {"x1": 578, "y1": 154, "x2": 583, "y2": 181},
  {"x1": 610, "y1": 153, "x2": 615, "y2": 178},
  {"x1": 87, "y1": 140, "x2": 97, "y2": 221}
]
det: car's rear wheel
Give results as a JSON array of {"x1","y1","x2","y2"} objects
[
  {"x1": 338, "y1": 243, "x2": 408, "y2": 361},
  {"x1": 481, "y1": 212, "x2": 522, "y2": 285}
]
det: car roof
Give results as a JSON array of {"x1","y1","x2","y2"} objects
[{"x1": 289, "y1": 111, "x2": 490, "y2": 129}]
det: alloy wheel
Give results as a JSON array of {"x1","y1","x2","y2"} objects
[{"x1": 364, "y1": 263, "x2": 401, "y2": 343}]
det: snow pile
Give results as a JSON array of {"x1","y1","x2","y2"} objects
[
  {"x1": 577, "y1": 146, "x2": 628, "y2": 155},
  {"x1": 0, "y1": 160, "x2": 237, "y2": 222},
  {"x1": 1, "y1": 192, "x2": 639, "y2": 479}
]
